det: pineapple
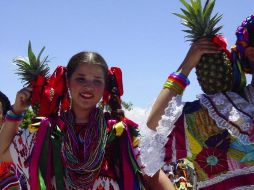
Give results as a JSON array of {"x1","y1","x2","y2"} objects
[
  {"x1": 174, "y1": 0, "x2": 233, "y2": 94},
  {"x1": 13, "y1": 41, "x2": 50, "y2": 114},
  {"x1": 13, "y1": 41, "x2": 50, "y2": 86}
]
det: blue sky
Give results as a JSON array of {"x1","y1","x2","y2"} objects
[{"x1": 0, "y1": 0, "x2": 253, "y2": 108}]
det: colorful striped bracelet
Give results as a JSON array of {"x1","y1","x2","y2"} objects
[
  {"x1": 163, "y1": 72, "x2": 190, "y2": 94},
  {"x1": 5, "y1": 109, "x2": 25, "y2": 122}
]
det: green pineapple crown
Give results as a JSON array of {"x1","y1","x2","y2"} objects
[
  {"x1": 174, "y1": 0, "x2": 223, "y2": 42},
  {"x1": 13, "y1": 41, "x2": 50, "y2": 86}
]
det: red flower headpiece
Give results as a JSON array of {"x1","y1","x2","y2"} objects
[{"x1": 31, "y1": 66, "x2": 70, "y2": 117}]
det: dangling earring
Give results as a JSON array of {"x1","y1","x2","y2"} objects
[
  {"x1": 66, "y1": 73, "x2": 72, "y2": 110},
  {"x1": 67, "y1": 86, "x2": 72, "y2": 110}
]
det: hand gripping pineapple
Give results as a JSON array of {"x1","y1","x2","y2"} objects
[
  {"x1": 174, "y1": 0, "x2": 233, "y2": 95},
  {"x1": 141, "y1": 1, "x2": 254, "y2": 190}
]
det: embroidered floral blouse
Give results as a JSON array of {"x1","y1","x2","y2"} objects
[{"x1": 141, "y1": 92, "x2": 254, "y2": 190}]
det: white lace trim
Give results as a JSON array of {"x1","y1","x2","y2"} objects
[
  {"x1": 140, "y1": 95, "x2": 185, "y2": 176},
  {"x1": 199, "y1": 92, "x2": 254, "y2": 144},
  {"x1": 232, "y1": 185, "x2": 254, "y2": 190},
  {"x1": 197, "y1": 166, "x2": 254, "y2": 189},
  {"x1": 244, "y1": 84, "x2": 254, "y2": 105}
]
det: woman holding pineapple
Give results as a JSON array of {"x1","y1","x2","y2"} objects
[
  {"x1": 0, "y1": 44, "x2": 173, "y2": 189},
  {"x1": 141, "y1": 1, "x2": 254, "y2": 190}
]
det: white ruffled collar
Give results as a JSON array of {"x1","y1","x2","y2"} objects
[
  {"x1": 244, "y1": 84, "x2": 254, "y2": 105},
  {"x1": 199, "y1": 92, "x2": 254, "y2": 144}
]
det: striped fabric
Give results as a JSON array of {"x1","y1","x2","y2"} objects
[{"x1": 0, "y1": 162, "x2": 20, "y2": 190}]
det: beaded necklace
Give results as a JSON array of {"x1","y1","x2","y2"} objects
[{"x1": 60, "y1": 108, "x2": 108, "y2": 189}]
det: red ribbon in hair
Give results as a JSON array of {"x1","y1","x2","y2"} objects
[
  {"x1": 103, "y1": 67, "x2": 124, "y2": 104},
  {"x1": 212, "y1": 35, "x2": 231, "y2": 59}
]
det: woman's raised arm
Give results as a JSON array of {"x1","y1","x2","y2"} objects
[
  {"x1": 147, "y1": 38, "x2": 222, "y2": 130},
  {"x1": 0, "y1": 87, "x2": 32, "y2": 162}
]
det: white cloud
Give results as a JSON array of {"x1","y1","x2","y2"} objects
[{"x1": 124, "y1": 106, "x2": 149, "y2": 132}]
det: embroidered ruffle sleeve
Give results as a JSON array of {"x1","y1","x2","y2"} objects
[{"x1": 140, "y1": 95, "x2": 185, "y2": 176}]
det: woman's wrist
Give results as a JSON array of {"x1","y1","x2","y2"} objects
[
  {"x1": 11, "y1": 105, "x2": 26, "y2": 115},
  {"x1": 5, "y1": 106, "x2": 26, "y2": 123},
  {"x1": 177, "y1": 64, "x2": 193, "y2": 77},
  {"x1": 163, "y1": 72, "x2": 190, "y2": 94}
]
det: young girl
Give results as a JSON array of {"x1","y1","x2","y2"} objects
[{"x1": 0, "y1": 51, "x2": 172, "y2": 190}]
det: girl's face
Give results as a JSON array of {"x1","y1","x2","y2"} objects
[
  {"x1": 68, "y1": 63, "x2": 106, "y2": 114},
  {"x1": 0, "y1": 102, "x2": 3, "y2": 126},
  {"x1": 245, "y1": 47, "x2": 254, "y2": 71}
]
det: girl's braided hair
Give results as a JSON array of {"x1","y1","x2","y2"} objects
[{"x1": 106, "y1": 72, "x2": 124, "y2": 121}]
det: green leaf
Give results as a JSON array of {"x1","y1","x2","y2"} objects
[
  {"x1": 37, "y1": 46, "x2": 46, "y2": 64},
  {"x1": 173, "y1": 12, "x2": 188, "y2": 20},
  {"x1": 13, "y1": 41, "x2": 50, "y2": 85},
  {"x1": 203, "y1": 0, "x2": 215, "y2": 18},
  {"x1": 28, "y1": 41, "x2": 37, "y2": 65},
  {"x1": 190, "y1": 0, "x2": 201, "y2": 15},
  {"x1": 179, "y1": 0, "x2": 193, "y2": 13}
]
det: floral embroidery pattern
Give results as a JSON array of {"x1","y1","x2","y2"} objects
[
  {"x1": 195, "y1": 130, "x2": 230, "y2": 177},
  {"x1": 195, "y1": 147, "x2": 228, "y2": 177}
]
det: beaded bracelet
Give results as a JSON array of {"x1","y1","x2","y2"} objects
[
  {"x1": 163, "y1": 72, "x2": 190, "y2": 94},
  {"x1": 5, "y1": 108, "x2": 25, "y2": 122}
]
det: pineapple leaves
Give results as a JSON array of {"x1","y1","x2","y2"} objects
[
  {"x1": 37, "y1": 46, "x2": 46, "y2": 64},
  {"x1": 190, "y1": 0, "x2": 202, "y2": 15},
  {"x1": 179, "y1": 0, "x2": 194, "y2": 14},
  {"x1": 203, "y1": 0, "x2": 215, "y2": 18},
  {"x1": 173, "y1": 13, "x2": 188, "y2": 20},
  {"x1": 13, "y1": 41, "x2": 50, "y2": 86},
  {"x1": 28, "y1": 41, "x2": 37, "y2": 66},
  {"x1": 174, "y1": 0, "x2": 223, "y2": 41}
]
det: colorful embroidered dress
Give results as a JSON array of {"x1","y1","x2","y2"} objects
[
  {"x1": 141, "y1": 92, "x2": 254, "y2": 190},
  {"x1": 9, "y1": 109, "x2": 144, "y2": 190}
]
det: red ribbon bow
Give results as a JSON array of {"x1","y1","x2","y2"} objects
[
  {"x1": 212, "y1": 35, "x2": 231, "y2": 59},
  {"x1": 31, "y1": 66, "x2": 69, "y2": 117}
]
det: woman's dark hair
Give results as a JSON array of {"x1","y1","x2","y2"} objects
[
  {"x1": 107, "y1": 74, "x2": 125, "y2": 121},
  {"x1": 66, "y1": 51, "x2": 108, "y2": 81},
  {"x1": 0, "y1": 91, "x2": 11, "y2": 116}
]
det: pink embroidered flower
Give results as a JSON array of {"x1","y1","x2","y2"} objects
[{"x1": 195, "y1": 147, "x2": 228, "y2": 177}]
